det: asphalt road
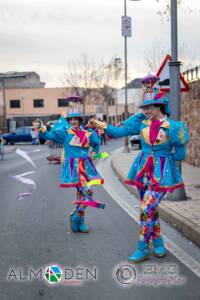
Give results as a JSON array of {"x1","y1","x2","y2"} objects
[{"x1": 0, "y1": 139, "x2": 200, "y2": 300}]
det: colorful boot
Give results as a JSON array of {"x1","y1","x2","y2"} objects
[
  {"x1": 69, "y1": 211, "x2": 81, "y2": 232},
  {"x1": 128, "y1": 241, "x2": 150, "y2": 263},
  {"x1": 152, "y1": 236, "x2": 166, "y2": 257},
  {"x1": 79, "y1": 215, "x2": 90, "y2": 233}
]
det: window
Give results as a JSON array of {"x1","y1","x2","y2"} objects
[
  {"x1": 15, "y1": 128, "x2": 25, "y2": 134},
  {"x1": 33, "y1": 99, "x2": 44, "y2": 108},
  {"x1": 58, "y1": 98, "x2": 68, "y2": 107},
  {"x1": 24, "y1": 128, "x2": 32, "y2": 134},
  {"x1": 10, "y1": 100, "x2": 20, "y2": 108}
]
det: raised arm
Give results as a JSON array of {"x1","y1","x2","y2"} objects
[
  {"x1": 89, "y1": 113, "x2": 147, "y2": 138},
  {"x1": 38, "y1": 128, "x2": 66, "y2": 145},
  {"x1": 33, "y1": 118, "x2": 67, "y2": 144}
]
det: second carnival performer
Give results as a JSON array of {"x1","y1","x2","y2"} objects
[
  {"x1": 33, "y1": 109, "x2": 104, "y2": 233},
  {"x1": 89, "y1": 84, "x2": 189, "y2": 263}
]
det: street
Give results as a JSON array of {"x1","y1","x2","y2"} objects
[{"x1": 0, "y1": 139, "x2": 200, "y2": 300}]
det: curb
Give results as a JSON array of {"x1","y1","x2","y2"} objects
[{"x1": 111, "y1": 155, "x2": 200, "y2": 248}]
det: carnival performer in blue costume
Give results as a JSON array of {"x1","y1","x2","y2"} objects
[
  {"x1": 89, "y1": 89, "x2": 189, "y2": 263},
  {"x1": 33, "y1": 110, "x2": 104, "y2": 233}
]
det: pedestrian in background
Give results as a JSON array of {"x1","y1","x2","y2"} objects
[{"x1": 31, "y1": 128, "x2": 39, "y2": 145}]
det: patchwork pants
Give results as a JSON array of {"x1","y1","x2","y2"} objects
[
  {"x1": 75, "y1": 186, "x2": 94, "y2": 217},
  {"x1": 138, "y1": 187, "x2": 166, "y2": 244}
]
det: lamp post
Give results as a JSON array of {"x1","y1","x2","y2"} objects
[
  {"x1": 0, "y1": 79, "x2": 7, "y2": 132},
  {"x1": 169, "y1": 0, "x2": 181, "y2": 122},
  {"x1": 167, "y1": 0, "x2": 187, "y2": 201},
  {"x1": 122, "y1": 0, "x2": 141, "y2": 152},
  {"x1": 114, "y1": 57, "x2": 122, "y2": 125}
]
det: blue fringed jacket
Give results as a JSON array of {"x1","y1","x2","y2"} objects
[
  {"x1": 39, "y1": 117, "x2": 103, "y2": 188},
  {"x1": 105, "y1": 113, "x2": 189, "y2": 192}
]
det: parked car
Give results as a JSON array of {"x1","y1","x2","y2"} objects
[
  {"x1": 0, "y1": 127, "x2": 45, "y2": 145},
  {"x1": 130, "y1": 135, "x2": 141, "y2": 149}
]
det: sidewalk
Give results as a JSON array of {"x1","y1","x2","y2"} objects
[{"x1": 111, "y1": 148, "x2": 200, "y2": 248}]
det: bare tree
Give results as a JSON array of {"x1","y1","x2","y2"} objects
[
  {"x1": 155, "y1": 0, "x2": 198, "y2": 21},
  {"x1": 179, "y1": 43, "x2": 196, "y2": 71},
  {"x1": 63, "y1": 54, "x2": 98, "y2": 114},
  {"x1": 143, "y1": 40, "x2": 196, "y2": 74},
  {"x1": 143, "y1": 40, "x2": 168, "y2": 73},
  {"x1": 63, "y1": 55, "x2": 123, "y2": 121},
  {"x1": 94, "y1": 57, "x2": 123, "y2": 121}
]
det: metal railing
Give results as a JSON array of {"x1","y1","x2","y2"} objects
[{"x1": 183, "y1": 66, "x2": 200, "y2": 83}]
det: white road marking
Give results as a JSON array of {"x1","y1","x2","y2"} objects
[{"x1": 97, "y1": 157, "x2": 200, "y2": 279}]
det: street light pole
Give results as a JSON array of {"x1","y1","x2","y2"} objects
[
  {"x1": 123, "y1": 0, "x2": 129, "y2": 152},
  {"x1": 2, "y1": 79, "x2": 7, "y2": 132},
  {"x1": 123, "y1": 0, "x2": 141, "y2": 152},
  {"x1": 115, "y1": 87, "x2": 118, "y2": 124},
  {"x1": 114, "y1": 57, "x2": 122, "y2": 125},
  {"x1": 0, "y1": 79, "x2": 7, "y2": 132},
  {"x1": 167, "y1": 0, "x2": 187, "y2": 201},
  {"x1": 169, "y1": 0, "x2": 181, "y2": 121}
]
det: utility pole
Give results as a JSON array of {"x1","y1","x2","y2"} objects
[
  {"x1": 122, "y1": 0, "x2": 141, "y2": 152},
  {"x1": 114, "y1": 57, "x2": 122, "y2": 125},
  {"x1": 123, "y1": 0, "x2": 130, "y2": 152},
  {"x1": 167, "y1": 0, "x2": 187, "y2": 201},
  {"x1": 0, "y1": 79, "x2": 7, "y2": 132}
]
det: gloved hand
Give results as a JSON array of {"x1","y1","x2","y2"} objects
[
  {"x1": 88, "y1": 118, "x2": 107, "y2": 130},
  {"x1": 61, "y1": 111, "x2": 67, "y2": 118}
]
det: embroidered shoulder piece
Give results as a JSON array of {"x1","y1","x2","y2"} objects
[
  {"x1": 67, "y1": 128, "x2": 74, "y2": 135},
  {"x1": 178, "y1": 127, "x2": 186, "y2": 144},
  {"x1": 142, "y1": 119, "x2": 151, "y2": 126},
  {"x1": 169, "y1": 121, "x2": 189, "y2": 146},
  {"x1": 160, "y1": 120, "x2": 171, "y2": 129}
]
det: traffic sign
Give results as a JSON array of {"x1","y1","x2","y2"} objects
[
  {"x1": 122, "y1": 16, "x2": 132, "y2": 37},
  {"x1": 153, "y1": 54, "x2": 189, "y2": 92}
]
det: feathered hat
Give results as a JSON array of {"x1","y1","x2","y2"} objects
[
  {"x1": 139, "y1": 74, "x2": 171, "y2": 115},
  {"x1": 66, "y1": 109, "x2": 83, "y2": 121},
  {"x1": 66, "y1": 95, "x2": 83, "y2": 121}
]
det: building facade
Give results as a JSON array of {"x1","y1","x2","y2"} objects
[
  {"x1": 0, "y1": 72, "x2": 45, "y2": 89},
  {"x1": 1, "y1": 86, "x2": 141, "y2": 130},
  {"x1": 0, "y1": 72, "x2": 45, "y2": 131}
]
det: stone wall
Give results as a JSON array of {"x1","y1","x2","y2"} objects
[{"x1": 181, "y1": 80, "x2": 200, "y2": 166}]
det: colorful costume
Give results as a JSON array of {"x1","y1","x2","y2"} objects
[
  {"x1": 37, "y1": 113, "x2": 104, "y2": 233},
  {"x1": 91, "y1": 88, "x2": 189, "y2": 262}
]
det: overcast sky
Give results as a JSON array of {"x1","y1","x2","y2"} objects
[{"x1": 0, "y1": 0, "x2": 199, "y2": 87}]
